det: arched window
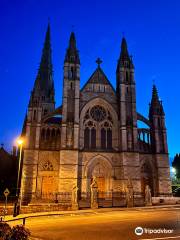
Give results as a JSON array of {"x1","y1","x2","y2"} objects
[
  {"x1": 101, "y1": 128, "x2": 106, "y2": 149},
  {"x1": 107, "y1": 129, "x2": 112, "y2": 149},
  {"x1": 44, "y1": 109, "x2": 48, "y2": 115},
  {"x1": 33, "y1": 110, "x2": 37, "y2": 120},
  {"x1": 100, "y1": 121, "x2": 112, "y2": 149},
  {"x1": 84, "y1": 127, "x2": 90, "y2": 149},
  {"x1": 83, "y1": 106, "x2": 113, "y2": 150},
  {"x1": 158, "y1": 118, "x2": 161, "y2": 128},
  {"x1": 91, "y1": 128, "x2": 96, "y2": 148},
  {"x1": 41, "y1": 128, "x2": 45, "y2": 140},
  {"x1": 126, "y1": 71, "x2": 129, "y2": 82},
  {"x1": 51, "y1": 129, "x2": 55, "y2": 138},
  {"x1": 46, "y1": 129, "x2": 50, "y2": 140}
]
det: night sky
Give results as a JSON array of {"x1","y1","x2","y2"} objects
[{"x1": 0, "y1": 0, "x2": 179, "y2": 159}]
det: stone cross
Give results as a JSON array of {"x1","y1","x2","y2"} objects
[{"x1": 96, "y1": 58, "x2": 102, "y2": 67}]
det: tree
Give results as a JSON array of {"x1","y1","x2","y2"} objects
[{"x1": 172, "y1": 154, "x2": 180, "y2": 179}]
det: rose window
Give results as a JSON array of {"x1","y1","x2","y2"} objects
[{"x1": 90, "y1": 105, "x2": 106, "y2": 122}]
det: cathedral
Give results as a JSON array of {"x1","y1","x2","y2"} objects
[{"x1": 20, "y1": 24, "x2": 172, "y2": 207}]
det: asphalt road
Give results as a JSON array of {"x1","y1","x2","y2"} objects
[{"x1": 9, "y1": 208, "x2": 180, "y2": 240}]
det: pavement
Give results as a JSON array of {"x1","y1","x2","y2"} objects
[
  {"x1": 8, "y1": 206, "x2": 179, "y2": 240},
  {"x1": 2, "y1": 205, "x2": 180, "y2": 240},
  {"x1": 4, "y1": 204, "x2": 180, "y2": 222}
]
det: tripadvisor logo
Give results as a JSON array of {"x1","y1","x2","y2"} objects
[{"x1": 135, "y1": 227, "x2": 143, "y2": 236}]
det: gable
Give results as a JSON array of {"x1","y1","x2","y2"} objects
[{"x1": 81, "y1": 67, "x2": 115, "y2": 93}]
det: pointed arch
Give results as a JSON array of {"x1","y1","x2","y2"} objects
[{"x1": 79, "y1": 97, "x2": 118, "y2": 150}]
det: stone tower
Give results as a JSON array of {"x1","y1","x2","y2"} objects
[
  {"x1": 59, "y1": 32, "x2": 80, "y2": 193},
  {"x1": 116, "y1": 38, "x2": 138, "y2": 151},
  {"x1": 149, "y1": 85, "x2": 171, "y2": 196},
  {"x1": 149, "y1": 85, "x2": 168, "y2": 154},
  {"x1": 21, "y1": 24, "x2": 55, "y2": 203}
]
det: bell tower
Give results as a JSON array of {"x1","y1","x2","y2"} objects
[
  {"x1": 61, "y1": 32, "x2": 80, "y2": 149},
  {"x1": 59, "y1": 32, "x2": 80, "y2": 195},
  {"x1": 116, "y1": 38, "x2": 138, "y2": 151}
]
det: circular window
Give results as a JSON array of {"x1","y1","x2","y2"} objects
[{"x1": 90, "y1": 105, "x2": 106, "y2": 122}]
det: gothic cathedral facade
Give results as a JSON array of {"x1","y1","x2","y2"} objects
[{"x1": 20, "y1": 24, "x2": 172, "y2": 207}]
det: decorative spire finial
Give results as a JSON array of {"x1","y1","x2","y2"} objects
[{"x1": 96, "y1": 57, "x2": 102, "y2": 68}]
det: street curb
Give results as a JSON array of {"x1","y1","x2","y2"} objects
[{"x1": 4, "y1": 204, "x2": 180, "y2": 223}]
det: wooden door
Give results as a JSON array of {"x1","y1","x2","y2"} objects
[
  {"x1": 42, "y1": 176, "x2": 55, "y2": 199},
  {"x1": 97, "y1": 177, "x2": 105, "y2": 198}
]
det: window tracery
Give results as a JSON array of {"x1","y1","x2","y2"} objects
[{"x1": 83, "y1": 105, "x2": 113, "y2": 149}]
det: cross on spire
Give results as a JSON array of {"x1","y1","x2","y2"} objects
[{"x1": 96, "y1": 57, "x2": 102, "y2": 68}]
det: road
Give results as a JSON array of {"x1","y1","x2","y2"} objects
[{"x1": 9, "y1": 208, "x2": 180, "y2": 240}]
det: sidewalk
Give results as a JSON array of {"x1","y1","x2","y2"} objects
[{"x1": 4, "y1": 204, "x2": 180, "y2": 222}]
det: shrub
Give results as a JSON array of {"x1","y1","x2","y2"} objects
[
  {"x1": 0, "y1": 222, "x2": 11, "y2": 240},
  {"x1": 9, "y1": 225, "x2": 30, "y2": 240}
]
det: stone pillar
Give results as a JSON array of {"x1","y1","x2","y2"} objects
[
  {"x1": 126, "y1": 178, "x2": 134, "y2": 208},
  {"x1": 90, "y1": 177, "x2": 98, "y2": 209}
]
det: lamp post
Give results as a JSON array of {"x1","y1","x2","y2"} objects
[
  {"x1": 14, "y1": 138, "x2": 24, "y2": 216},
  {"x1": 16, "y1": 138, "x2": 23, "y2": 198}
]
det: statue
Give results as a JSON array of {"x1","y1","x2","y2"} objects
[
  {"x1": 145, "y1": 185, "x2": 152, "y2": 206},
  {"x1": 71, "y1": 184, "x2": 79, "y2": 210},
  {"x1": 90, "y1": 177, "x2": 98, "y2": 209},
  {"x1": 126, "y1": 178, "x2": 134, "y2": 208}
]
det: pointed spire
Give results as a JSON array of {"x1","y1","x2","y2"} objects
[
  {"x1": 33, "y1": 23, "x2": 54, "y2": 96},
  {"x1": 65, "y1": 32, "x2": 80, "y2": 64},
  {"x1": 120, "y1": 37, "x2": 130, "y2": 60},
  {"x1": 149, "y1": 84, "x2": 164, "y2": 116},
  {"x1": 69, "y1": 32, "x2": 76, "y2": 50},
  {"x1": 117, "y1": 37, "x2": 133, "y2": 69},
  {"x1": 151, "y1": 84, "x2": 159, "y2": 103}
]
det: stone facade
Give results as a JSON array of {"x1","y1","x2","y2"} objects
[{"x1": 20, "y1": 25, "x2": 172, "y2": 208}]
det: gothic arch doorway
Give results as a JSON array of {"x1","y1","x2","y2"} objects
[
  {"x1": 86, "y1": 156, "x2": 112, "y2": 199},
  {"x1": 141, "y1": 163, "x2": 154, "y2": 197},
  {"x1": 91, "y1": 163, "x2": 106, "y2": 198}
]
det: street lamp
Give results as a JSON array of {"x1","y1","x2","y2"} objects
[
  {"x1": 16, "y1": 138, "x2": 24, "y2": 198},
  {"x1": 172, "y1": 167, "x2": 176, "y2": 174},
  {"x1": 13, "y1": 137, "x2": 24, "y2": 216}
]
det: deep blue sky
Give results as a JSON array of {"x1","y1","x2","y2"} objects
[{"x1": 0, "y1": 0, "x2": 179, "y2": 158}]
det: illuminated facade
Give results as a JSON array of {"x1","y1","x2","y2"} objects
[{"x1": 20, "y1": 24, "x2": 172, "y2": 206}]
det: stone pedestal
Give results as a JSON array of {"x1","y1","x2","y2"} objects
[{"x1": 71, "y1": 203, "x2": 79, "y2": 210}]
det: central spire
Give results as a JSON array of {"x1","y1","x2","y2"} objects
[
  {"x1": 120, "y1": 37, "x2": 130, "y2": 60},
  {"x1": 69, "y1": 32, "x2": 76, "y2": 49},
  {"x1": 65, "y1": 32, "x2": 80, "y2": 64},
  {"x1": 117, "y1": 37, "x2": 134, "y2": 69}
]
